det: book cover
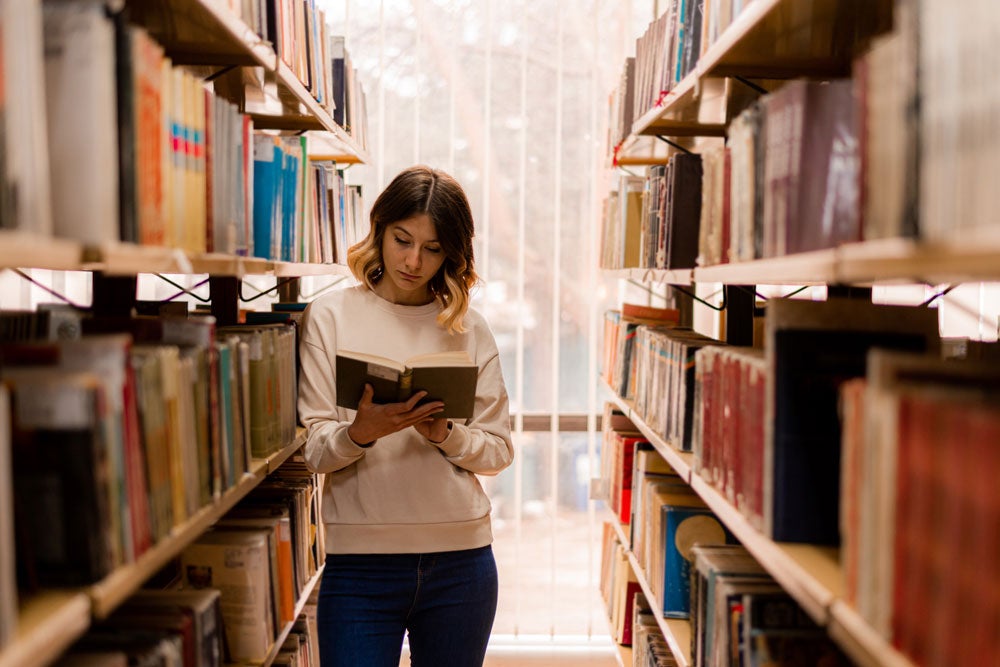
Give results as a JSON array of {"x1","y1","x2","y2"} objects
[
  {"x1": 181, "y1": 529, "x2": 275, "y2": 663},
  {"x1": 661, "y1": 505, "x2": 736, "y2": 618},
  {"x1": 6, "y1": 369, "x2": 114, "y2": 587},
  {"x1": 123, "y1": 588, "x2": 224, "y2": 667},
  {"x1": 335, "y1": 349, "x2": 477, "y2": 419},
  {"x1": 0, "y1": 385, "x2": 13, "y2": 646}
]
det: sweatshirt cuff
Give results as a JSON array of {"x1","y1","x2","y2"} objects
[{"x1": 430, "y1": 421, "x2": 468, "y2": 458}]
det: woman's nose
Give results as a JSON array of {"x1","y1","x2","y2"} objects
[{"x1": 406, "y1": 247, "x2": 421, "y2": 268}]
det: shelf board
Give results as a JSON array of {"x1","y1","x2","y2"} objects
[
  {"x1": 606, "y1": 514, "x2": 693, "y2": 667},
  {"x1": 827, "y1": 601, "x2": 915, "y2": 667},
  {"x1": 615, "y1": 643, "x2": 631, "y2": 667},
  {"x1": 0, "y1": 592, "x2": 90, "y2": 667},
  {"x1": 606, "y1": 267, "x2": 693, "y2": 286},
  {"x1": 700, "y1": 0, "x2": 871, "y2": 80},
  {"x1": 688, "y1": 474, "x2": 841, "y2": 625},
  {"x1": 693, "y1": 248, "x2": 837, "y2": 285},
  {"x1": 130, "y1": 0, "x2": 277, "y2": 70},
  {"x1": 836, "y1": 236, "x2": 1000, "y2": 285},
  {"x1": 82, "y1": 243, "x2": 272, "y2": 277},
  {"x1": 87, "y1": 429, "x2": 306, "y2": 619},
  {"x1": 254, "y1": 564, "x2": 324, "y2": 666},
  {"x1": 272, "y1": 261, "x2": 353, "y2": 278},
  {"x1": 0, "y1": 231, "x2": 82, "y2": 271},
  {"x1": 634, "y1": 74, "x2": 729, "y2": 140}
]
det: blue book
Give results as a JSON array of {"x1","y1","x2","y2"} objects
[
  {"x1": 661, "y1": 505, "x2": 736, "y2": 618},
  {"x1": 252, "y1": 137, "x2": 281, "y2": 259}
]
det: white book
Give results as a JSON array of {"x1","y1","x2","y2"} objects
[
  {"x1": 42, "y1": 0, "x2": 118, "y2": 244},
  {"x1": 181, "y1": 529, "x2": 275, "y2": 663},
  {"x1": 1, "y1": 0, "x2": 52, "y2": 235}
]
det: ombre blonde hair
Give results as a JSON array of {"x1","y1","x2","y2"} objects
[{"x1": 347, "y1": 165, "x2": 479, "y2": 334}]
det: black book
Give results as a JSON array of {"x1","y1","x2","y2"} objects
[{"x1": 765, "y1": 298, "x2": 938, "y2": 544}]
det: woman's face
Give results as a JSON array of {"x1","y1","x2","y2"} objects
[{"x1": 376, "y1": 213, "x2": 447, "y2": 305}]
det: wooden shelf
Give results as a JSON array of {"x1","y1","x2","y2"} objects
[
  {"x1": 615, "y1": 643, "x2": 631, "y2": 667},
  {"x1": 693, "y1": 248, "x2": 838, "y2": 286},
  {"x1": 87, "y1": 429, "x2": 306, "y2": 619},
  {"x1": 81, "y1": 243, "x2": 271, "y2": 277},
  {"x1": 604, "y1": 267, "x2": 693, "y2": 286},
  {"x1": 688, "y1": 474, "x2": 841, "y2": 625},
  {"x1": 836, "y1": 236, "x2": 1000, "y2": 285},
  {"x1": 698, "y1": 0, "x2": 874, "y2": 80},
  {"x1": 252, "y1": 565, "x2": 324, "y2": 667},
  {"x1": 689, "y1": 237, "x2": 1000, "y2": 287},
  {"x1": 0, "y1": 231, "x2": 82, "y2": 272},
  {"x1": 77, "y1": 243, "x2": 358, "y2": 278},
  {"x1": 0, "y1": 592, "x2": 90, "y2": 667},
  {"x1": 130, "y1": 0, "x2": 277, "y2": 70},
  {"x1": 272, "y1": 261, "x2": 353, "y2": 278},
  {"x1": 827, "y1": 601, "x2": 915, "y2": 667}
]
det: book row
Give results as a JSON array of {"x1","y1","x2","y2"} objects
[
  {"x1": 0, "y1": 1, "x2": 367, "y2": 262},
  {"x1": 605, "y1": 297, "x2": 943, "y2": 545},
  {"x1": 839, "y1": 350, "x2": 1000, "y2": 666},
  {"x1": 0, "y1": 313, "x2": 299, "y2": 649},
  {"x1": 33, "y1": 463, "x2": 323, "y2": 666},
  {"x1": 607, "y1": 0, "x2": 765, "y2": 150}
]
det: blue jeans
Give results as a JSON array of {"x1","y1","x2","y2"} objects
[{"x1": 317, "y1": 546, "x2": 498, "y2": 667}]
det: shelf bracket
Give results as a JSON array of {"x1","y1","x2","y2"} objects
[
  {"x1": 210, "y1": 276, "x2": 240, "y2": 326},
  {"x1": 723, "y1": 284, "x2": 755, "y2": 346},
  {"x1": 733, "y1": 76, "x2": 768, "y2": 95},
  {"x1": 92, "y1": 272, "x2": 138, "y2": 318},
  {"x1": 655, "y1": 136, "x2": 692, "y2": 154}
]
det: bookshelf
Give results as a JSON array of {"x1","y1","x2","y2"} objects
[
  {"x1": 0, "y1": 0, "x2": 366, "y2": 664},
  {"x1": 601, "y1": 1, "x2": 999, "y2": 666}
]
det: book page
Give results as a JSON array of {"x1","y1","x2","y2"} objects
[
  {"x1": 406, "y1": 350, "x2": 474, "y2": 367},
  {"x1": 337, "y1": 349, "x2": 406, "y2": 373}
]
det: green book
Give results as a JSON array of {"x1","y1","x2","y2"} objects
[{"x1": 335, "y1": 350, "x2": 478, "y2": 419}]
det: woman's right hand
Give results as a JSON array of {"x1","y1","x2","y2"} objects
[{"x1": 346, "y1": 384, "x2": 445, "y2": 445}]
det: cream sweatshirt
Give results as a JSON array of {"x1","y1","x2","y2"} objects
[{"x1": 297, "y1": 284, "x2": 514, "y2": 554}]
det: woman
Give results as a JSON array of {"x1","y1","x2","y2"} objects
[{"x1": 297, "y1": 165, "x2": 514, "y2": 666}]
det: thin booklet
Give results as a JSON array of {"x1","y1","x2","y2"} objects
[{"x1": 335, "y1": 349, "x2": 478, "y2": 419}]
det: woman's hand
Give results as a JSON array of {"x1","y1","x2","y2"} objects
[
  {"x1": 413, "y1": 415, "x2": 450, "y2": 444},
  {"x1": 347, "y1": 384, "x2": 445, "y2": 445}
]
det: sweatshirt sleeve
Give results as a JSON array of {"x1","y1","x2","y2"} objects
[
  {"x1": 430, "y1": 345, "x2": 514, "y2": 476},
  {"x1": 297, "y1": 303, "x2": 370, "y2": 473}
]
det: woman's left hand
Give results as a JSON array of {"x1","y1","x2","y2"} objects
[{"x1": 415, "y1": 416, "x2": 451, "y2": 444}]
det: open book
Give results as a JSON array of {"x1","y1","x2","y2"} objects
[{"x1": 335, "y1": 350, "x2": 478, "y2": 419}]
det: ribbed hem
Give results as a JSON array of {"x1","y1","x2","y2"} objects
[{"x1": 324, "y1": 515, "x2": 493, "y2": 554}]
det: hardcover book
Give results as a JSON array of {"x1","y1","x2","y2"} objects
[{"x1": 335, "y1": 349, "x2": 477, "y2": 419}]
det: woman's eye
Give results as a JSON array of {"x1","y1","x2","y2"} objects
[
  {"x1": 426, "y1": 247, "x2": 442, "y2": 254},
  {"x1": 394, "y1": 237, "x2": 411, "y2": 246}
]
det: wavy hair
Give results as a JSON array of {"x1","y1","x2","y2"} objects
[{"x1": 347, "y1": 165, "x2": 479, "y2": 334}]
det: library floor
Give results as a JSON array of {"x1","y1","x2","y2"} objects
[{"x1": 399, "y1": 636, "x2": 619, "y2": 665}]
